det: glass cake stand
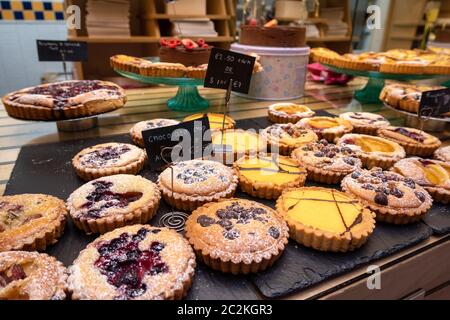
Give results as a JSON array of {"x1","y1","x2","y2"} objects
[
  {"x1": 115, "y1": 69, "x2": 209, "y2": 112},
  {"x1": 323, "y1": 64, "x2": 448, "y2": 104}
]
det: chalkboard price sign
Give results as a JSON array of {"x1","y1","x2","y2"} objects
[
  {"x1": 419, "y1": 88, "x2": 450, "y2": 117},
  {"x1": 37, "y1": 40, "x2": 88, "y2": 62},
  {"x1": 204, "y1": 47, "x2": 256, "y2": 94}
]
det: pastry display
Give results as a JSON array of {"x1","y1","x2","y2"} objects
[
  {"x1": 2, "y1": 80, "x2": 126, "y2": 121},
  {"x1": 0, "y1": 251, "x2": 67, "y2": 300},
  {"x1": 159, "y1": 38, "x2": 211, "y2": 67},
  {"x1": 130, "y1": 119, "x2": 180, "y2": 147},
  {"x1": 292, "y1": 139, "x2": 362, "y2": 184},
  {"x1": 392, "y1": 158, "x2": 450, "y2": 204},
  {"x1": 297, "y1": 116, "x2": 353, "y2": 142},
  {"x1": 337, "y1": 133, "x2": 405, "y2": 169},
  {"x1": 339, "y1": 112, "x2": 390, "y2": 135},
  {"x1": 267, "y1": 103, "x2": 315, "y2": 123},
  {"x1": 276, "y1": 187, "x2": 376, "y2": 252},
  {"x1": 378, "y1": 126, "x2": 441, "y2": 157},
  {"x1": 0, "y1": 194, "x2": 67, "y2": 252},
  {"x1": 185, "y1": 199, "x2": 289, "y2": 274},
  {"x1": 233, "y1": 154, "x2": 307, "y2": 199},
  {"x1": 67, "y1": 174, "x2": 161, "y2": 234},
  {"x1": 158, "y1": 159, "x2": 238, "y2": 211},
  {"x1": 68, "y1": 224, "x2": 196, "y2": 300},
  {"x1": 379, "y1": 83, "x2": 448, "y2": 115},
  {"x1": 341, "y1": 168, "x2": 433, "y2": 224},
  {"x1": 261, "y1": 123, "x2": 318, "y2": 155},
  {"x1": 183, "y1": 112, "x2": 235, "y2": 131},
  {"x1": 434, "y1": 146, "x2": 450, "y2": 162},
  {"x1": 72, "y1": 143, "x2": 147, "y2": 181}
]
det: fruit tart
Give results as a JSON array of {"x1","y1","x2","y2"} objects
[
  {"x1": 68, "y1": 225, "x2": 196, "y2": 300},
  {"x1": 130, "y1": 118, "x2": 180, "y2": 147},
  {"x1": 67, "y1": 174, "x2": 161, "y2": 234},
  {"x1": 337, "y1": 133, "x2": 405, "y2": 169},
  {"x1": 392, "y1": 158, "x2": 450, "y2": 204},
  {"x1": 339, "y1": 112, "x2": 390, "y2": 135},
  {"x1": 139, "y1": 62, "x2": 187, "y2": 78},
  {"x1": 341, "y1": 168, "x2": 433, "y2": 224},
  {"x1": 72, "y1": 143, "x2": 147, "y2": 181},
  {"x1": 297, "y1": 116, "x2": 353, "y2": 142},
  {"x1": 261, "y1": 123, "x2": 318, "y2": 155},
  {"x1": 0, "y1": 251, "x2": 67, "y2": 300},
  {"x1": 267, "y1": 103, "x2": 315, "y2": 124},
  {"x1": 185, "y1": 199, "x2": 289, "y2": 274},
  {"x1": 378, "y1": 126, "x2": 441, "y2": 157},
  {"x1": 292, "y1": 139, "x2": 362, "y2": 184},
  {"x1": 2, "y1": 80, "x2": 126, "y2": 121},
  {"x1": 110, "y1": 54, "x2": 152, "y2": 74},
  {"x1": 183, "y1": 113, "x2": 236, "y2": 131},
  {"x1": 0, "y1": 194, "x2": 67, "y2": 252},
  {"x1": 233, "y1": 154, "x2": 307, "y2": 199},
  {"x1": 276, "y1": 187, "x2": 375, "y2": 252},
  {"x1": 434, "y1": 145, "x2": 450, "y2": 162}
]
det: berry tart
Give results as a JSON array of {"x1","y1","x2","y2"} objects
[
  {"x1": 159, "y1": 38, "x2": 211, "y2": 67},
  {"x1": 185, "y1": 199, "x2": 288, "y2": 274},
  {"x1": 0, "y1": 194, "x2": 67, "y2": 252},
  {"x1": 2, "y1": 80, "x2": 126, "y2": 121},
  {"x1": 341, "y1": 168, "x2": 433, "y2": 224},
  {"x1": 183, "y1": 113, "x2": 236, "y2": 131},
  {"x1": 233, "y1": 154, "x2": 307, "y2": 199},
  {"x1": 68, "y1": 225, "x2": 196, "y2": 300},
  {"x1": 267, "y1": 103, "x2": 315, "y2": 124},
  {"x1": 292, "y1": 139, "x2": 362, "y2": 184},
  {"x1": 158, "y1": 160, "x2": 238, "y2": 211},
  {"x1": 392, "y1": 158, "x2": 450, "y2": 204},
  {"x1": 72, "y1": 143, "x2": 147, "y2": 181},
  {"x1": 276, "y1": 187, "x2": 375, "y2": 252},
  {"x1": 337, "y1": 133, "x2": 405, "y2": 169},
  {"x1": 130, "y1": 118, "x2": 180, "y2": 147},
  {"x1": 67, "y1": 174, "x2": 161, "y2": 234},
  {"x1": 435, "y1": 145, "x2": 450, "y2": 162},
  {"x1": 378, "y1": 126, "x2": 441, "y2": 157},
  {"x1": 0, "y1": 251, "x2": 68, "y2": 300},
  {"x1": 261, "y1": 123, "x2": 318, "y2": 155},
  {"x1": 297, "y1": 116, "x2": 353, "y2": 142},
  {"x1": 339, "y1": 112, "x2": 390, "y2": 135}
]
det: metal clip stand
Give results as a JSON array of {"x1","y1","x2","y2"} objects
[{"x1": 158, "y1": 146, "x2": 189, "y2": 232}]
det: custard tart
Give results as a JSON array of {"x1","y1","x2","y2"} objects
[
  {"x1": 268, "y1": 103, "x2": 315, "y2": 123},
  {"x1": 297, "y1": 116, "x2": 353, "y2": 142}
]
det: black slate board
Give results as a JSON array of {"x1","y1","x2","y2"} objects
[
  {"x1": 423, "y1": 203, "x2": 450, "y2": 235},
  {"x1": 4, "y1": 114, "x2": 441, "y2": 299}
]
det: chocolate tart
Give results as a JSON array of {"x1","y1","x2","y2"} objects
[
  {"x1": 339, "y1": 112, "x2": 390, "y2": 135},
  {"x1": 130, "y1": 118, "x2": 180, "y2": 147},
  {"x1": 261, "y1": 123, "x2": 318, "y2": 155},
  {"x1": 297, "y1": 116, "x2": 353, "y2": 142},
  {"x1": 267, "y1": 103, "x2": 315, "y2": 123}
]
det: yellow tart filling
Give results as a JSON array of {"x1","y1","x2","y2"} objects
[
  {"x1": 306, "y1": 117, "x2": 341, "y2": 129},
  {"x1": 274, "y1": 104, "x2": 309, "y2": 114},
  {"x1": 355, "y1": 136, "x2": 396, "y2": 153},
  {"x1": 212, "y1": 130, "x2": 264, "y2": 153},
  {"x1": 184, "y1": 113, "x2": 235, "y2": 130},
  {"x1": 282, "y1": 188, "x2": 363, "y2": 234},
  {"x1": 418, "y1": 161, "x2": 450, "y2": 185}
]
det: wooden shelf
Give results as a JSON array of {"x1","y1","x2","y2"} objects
[{"x1": 68, "y1": 36, "x2": 234, "y2": 43}]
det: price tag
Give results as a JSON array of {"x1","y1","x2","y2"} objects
[
  {"x1": 204, "y1": 47, "x2": 256, "y2": 94},
  {"x1": 36, "y1": 40, "x2": 88, "y2": 62},
  {"x1": 141, "y1": 116, "x2": 211, "y2": 170},
  {"x1": 419, "y1": 88, "x2": 450, "y2": 117}
]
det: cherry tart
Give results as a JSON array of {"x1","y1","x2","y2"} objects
[
  {"x1": 341, "y1": 168, "x2": 433, "y2": 224},
  {"x1": 0, "y1": 194, "x2": 66, "y2": 252},
  {"x1": 339, "y1": 112, "x2": 390, "y2": 135},
  {"x1": 0, "y1": 251, "x2": 67, "y2": 300},
  {"x1": 130, "y1": 119, "x2": 180, "y2": 147},
  {"x1": 67, "y1": 174, "x2": 161, "y2": 234},
  {"x1": 185, "y1": 199, "x2": 289, "y2": 274},
  {"x1": 261, "y1": 123, "x2": 318, "y2": 155},
  {"x1": 68, "y1": 225, "x2": 196, "y2": 300},
  {"x1": 72, "y1": 143, "x2": 146, "y2": 181},
  {"x1": 2, "y1": 80, "x2": 126, "y2": 121}
]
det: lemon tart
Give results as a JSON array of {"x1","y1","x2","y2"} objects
[
  {"x1": 298, "y1": 116, "x2": 353, "y2": 142},
  {"x1": 183, "y1": 113, "x2": 235, "y2": 131},
  {"x1": 292, "y1": 139, "x2": 362, "y2": 184},
  {"x1": 261, "y1": 123, "x2": 318, "y2": 155},
  {"x1": 268, "y1": 103, "x2": 315, "y2": 124},
  {"x1": 378, "y1": 126, "x2": 441, "y2": 157},
  {"x1": 435, "y1": 146, "x2": 450, "y2": 162},
  {"x1": 276, "y1": 187, "x2": 375, "y2": 252},
  {"x1": 233, "y1": 154, "x2": 307, "y2": 199},
  {"x1": 392, "y1": 158, "x2": 450, "y2": 204},
  {"x1": 337, "y1": 133, "x2": 405, "y2": 169},
  {"x1": 339, "y1": 112, "x2": 390, "y2": 135},
  {"x1": 341, "y1": 168, "x2": 433, "y2": 224}
]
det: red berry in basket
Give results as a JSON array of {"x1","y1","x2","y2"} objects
[
  {"x1": 196, "y1": 39, "x2": 205, "y2": 46},
  {"x1": 159, "y1": 38, "x2": 168, "y2": 46}
]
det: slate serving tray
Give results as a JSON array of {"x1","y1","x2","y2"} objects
[{"x1": 3, "y1": 114, "x2": 443, "y2": 299}]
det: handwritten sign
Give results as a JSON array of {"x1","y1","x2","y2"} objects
[
  {"x1": 419, "y1": 88, "x2": 450, "y2": 117},
  {"x1": 37, "y1": 40, "x2": 88, "y2": 62},
  {"x1": 204, "y1": 47, "x2": 256, "y2": 94}
]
